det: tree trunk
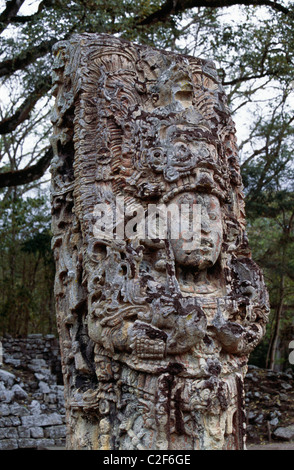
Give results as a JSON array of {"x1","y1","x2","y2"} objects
[{"x1": 268, "y1": 274, "x2": 285, "y2": 370}]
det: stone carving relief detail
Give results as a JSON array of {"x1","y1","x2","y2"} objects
[{"x1": 51, "y1": 34, "x2": 269, "y2": 450}]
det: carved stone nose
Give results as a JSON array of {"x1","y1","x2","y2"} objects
[{"x1": 201, "y1": 219, "x2": 211, "y2": 234}]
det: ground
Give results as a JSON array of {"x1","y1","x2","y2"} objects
[{"x1": 248, "y1": 442, "x2": 294, "y2": 450}]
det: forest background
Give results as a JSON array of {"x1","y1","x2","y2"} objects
[{"x1": 0, "y1": 0, "x2": 293, "y2": 371}]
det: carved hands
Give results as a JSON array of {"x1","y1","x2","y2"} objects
[
  {"x1": 130, "y1": 299, "x2": 207, "y2": 359},
  {"x1": 212, "y1": 317, "x2": 265, "y2": 356}
]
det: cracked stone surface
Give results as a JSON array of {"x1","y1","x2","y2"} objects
[{"x1": 51, "y1": 33, "x2": 269, "y2": 450}]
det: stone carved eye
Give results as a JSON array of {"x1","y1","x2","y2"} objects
[
  {"x1": 154, "y1": 151, "x2": 161, "y2": 160},
  {"x1": 208, "y1": 212, "x2": 217, "y2": 221},
  {"x1": 152, "y1": 93, "x2": 159, "y2": 105},
  {"x1": 148, "y1": 148, "x2": 166, "y2": 172},
  {"x1": 178, "y1": 194, "x2": 193, "y2": 205},
  {"x1": 97, "y1": 146, "x2": 111, "y2": 163},
  {"x1": 176, "y1": 144, "x2": 191, "y2": 162},
  {"x1": 197, "y1": 144, "x2": 210, "y2": 157}
]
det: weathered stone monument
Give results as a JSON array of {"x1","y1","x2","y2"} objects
[{"x1": 50, "y1": 34, "x2": 269, "y2": 450}]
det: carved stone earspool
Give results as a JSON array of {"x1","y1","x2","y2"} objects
[{"x1": 51, "y1": 34, "x2": 269, "y2": 450}]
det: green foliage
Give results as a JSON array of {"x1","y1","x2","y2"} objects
[
  {"x1": 247, "y1": 191, "x2": 294, "y2": 369},
  {"x1": 0, "y1": 191, "x2": 55, "y2": 336}
]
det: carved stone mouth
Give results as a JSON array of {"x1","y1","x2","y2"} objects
[
  {"x1": 200, "y1": 247, "x2": 212, "y2": 253},
  {"x1": 183, "y1": 238, "x2": 213, "y2": 254}
]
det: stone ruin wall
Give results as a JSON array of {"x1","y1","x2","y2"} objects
[
  {"x1": 1, "y1": 335, "x2": 294, "y2": 450},
  {"x1": 0, "y1": 335, "x2": 66, "y2": 450}
]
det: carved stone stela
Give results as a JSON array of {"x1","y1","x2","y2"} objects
[{"x1": 51, "y1": 34, "x2": 269, "y2": 450}]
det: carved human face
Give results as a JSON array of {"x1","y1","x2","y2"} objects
[{"x1": 168, "y1": 192, "x2": 223, "y2": 270}]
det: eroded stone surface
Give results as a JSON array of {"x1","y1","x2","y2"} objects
[
  {"x1": 51, "y1": 33, "x2": 269, "y2": 450},
  {"x1": 0, "y1": 336, "x2": 66, "y2": 450}
]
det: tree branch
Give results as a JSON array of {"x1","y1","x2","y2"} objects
[
  {"x1": 223, "y1": 72, "x2": 270, "y2": 86},
  {"x1": 0, "y1": 0, "x2": 26, "y2": 33},
  {"x1": 0, "y1": 79, "x2": 51, "y2": 134},
  {"x1": 0, "y1": 146, "x2": 53, "y2": 188},
  {"x1": 138, "y1": 0, "x2": 293, "y2": 26},
  {"x1": 0, "y1": 38, "x2": 56, "y2": 78},
  {"x1": 7, "y1": 0, "x2": 55, "y2": 24},
  {"x1": 241, "y1": 115, "x2": 294, "y2": 169}
]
